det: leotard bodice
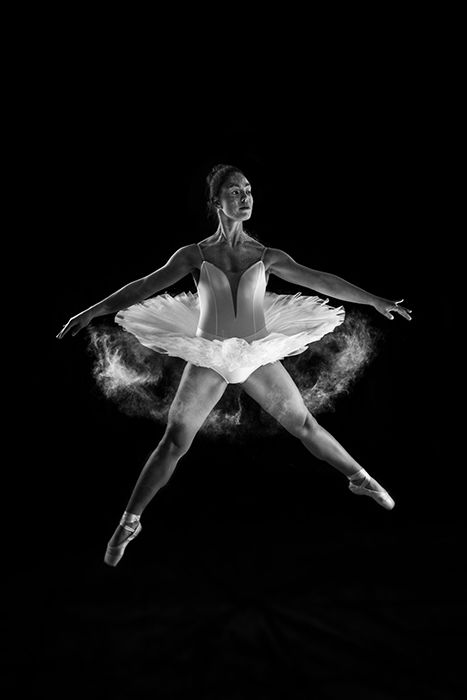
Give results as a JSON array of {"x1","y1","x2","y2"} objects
[{"x1": 195, "y1": 243, "x2": 269, "y2": 341}]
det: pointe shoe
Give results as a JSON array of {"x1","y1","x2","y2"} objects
[
  {"x1": 104, "y1": 516, "x2": 142, "y2": 567},
  {"x1": 348, "y1": 469, "x2": 395, "y2": 510}
]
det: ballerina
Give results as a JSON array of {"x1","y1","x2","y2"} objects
[{"x1": 57, "y1": 163, "x2": 412, "y2": 566}]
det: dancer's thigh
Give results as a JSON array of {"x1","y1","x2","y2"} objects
[
  {"x1": 241, "y1": 360, "x2": 312, "y2": 437},
  {"x1": 165, "y1": 362, "x2": 228, "y2": 449}
]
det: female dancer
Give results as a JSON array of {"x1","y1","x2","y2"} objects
[{"x1": 57, "y1": 164, "x2": 412, "y2": 566}]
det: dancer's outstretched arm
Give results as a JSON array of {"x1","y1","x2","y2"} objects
[
  {"x1": 56, "y1": 245, "x2": 194, "y2": 339},
  {"x1": 269, "y1": 248, "x2": 412, "y2": 321}
]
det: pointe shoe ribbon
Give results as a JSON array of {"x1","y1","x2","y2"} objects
[
  {"x1": 104, "y1": 516, "x2": 142, "y2": 567},
  {"x1": 348, "y1": 470, "x2": 395, "y2": 510}
]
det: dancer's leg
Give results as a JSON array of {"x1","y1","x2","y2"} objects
[
  {"x1": 242, "y1": 360, "x2": 395, "y2": 508},
  {"x1": 108, "y1": 362, "x2": 228, "y2": 547},
  {"x1": 297, "y1": 415, "x2": 365, "y2": 478},
  {"x1": 242, "y1": 361, "x2": 364, "y2": 475},
  {"x1": 296, "y1": 417, "x2": 394, "y2": 508},
  {"x1": 125, "y1": 438, "x2": 184, "y2": 516}
]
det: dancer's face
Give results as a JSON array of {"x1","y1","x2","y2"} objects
[{"x1": 217, "y1": 173, "x2": 253, "y2": 221}]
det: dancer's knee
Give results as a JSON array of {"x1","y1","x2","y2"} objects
[
  {"x1": 162, "y1": 424, "x2": 195, "y2": 456},
  {"x1": 293, "y1": 412, "x2": 320, "y2": 440}
]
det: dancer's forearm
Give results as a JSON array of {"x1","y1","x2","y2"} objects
[
  {"x1": 309, "y1": 272, "x2": 381, "y2": 307},
  {"x1": 87, "y1": 280, "x2": 146, "y2": 318}
]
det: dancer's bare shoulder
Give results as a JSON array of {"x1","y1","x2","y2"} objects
[{"x1": 169, "y1": 242, "x2": 206, "y2": 272}]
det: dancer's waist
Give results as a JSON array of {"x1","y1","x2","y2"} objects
[{"x1": 195, "y1": 324, "x2": 269, "y2": 342}]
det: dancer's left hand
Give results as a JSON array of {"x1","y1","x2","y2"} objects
[{"x1": 373, "y1": 298, "x2": 412, "y2": 321}]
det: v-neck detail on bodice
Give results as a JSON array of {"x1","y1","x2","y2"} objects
[
  {"x1": 197, "y1": 244, "x2": 267, "y2": 319},
  {"x1": 201, "y1": 259, "x2": 265, "y2": 318},
  {"x1": 196, "y1": 243, "x2": 268, "y2": 339}
]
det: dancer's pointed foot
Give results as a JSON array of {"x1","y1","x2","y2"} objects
[
  {"x1": 348, "y1": 468, "x2": 395, "y2": 510},
  {"x1": 104, "y1": 513, "x2": 142, "y2": 567}
]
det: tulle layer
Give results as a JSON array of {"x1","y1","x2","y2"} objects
[{"x1": 114, "y1": 291, "x2": 345, "y2": 383}]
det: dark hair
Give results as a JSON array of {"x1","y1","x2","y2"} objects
[{"x1": 205, "y1": 163, "x2": 245, "y2": 220}]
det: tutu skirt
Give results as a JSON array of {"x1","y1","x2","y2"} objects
[{"x1": 115, "y1": 291, "x2": 345, "y2": 383}]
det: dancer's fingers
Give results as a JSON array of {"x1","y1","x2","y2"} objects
[
  {"x1": 57, "y1": 320, "x2": 74, "y2": 338},
  {"x1": 396, "y1": 306, "x2": 412, "y2": 321}
]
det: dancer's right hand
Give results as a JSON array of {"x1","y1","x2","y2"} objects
[{"x1": 56, "y1": 309, "x2": 95, "y2": 339}]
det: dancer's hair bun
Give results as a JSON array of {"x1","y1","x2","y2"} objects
[{"x1": 206, "y1": 163, "x2": 230, "y2": 185}]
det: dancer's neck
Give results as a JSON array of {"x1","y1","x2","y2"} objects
[{"x1": 213, "y1": 218, "x2": 248, "y2": 247}]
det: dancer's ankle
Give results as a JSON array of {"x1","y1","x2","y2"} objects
[
  {"x1": 120, "y1": 511, "x2": 141, "y2": 526},
  {"x1": 348, "y1": 467, "x2": 370, "y2": 482}
]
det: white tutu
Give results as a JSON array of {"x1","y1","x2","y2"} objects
[{"x1": 115, "y1": 291, "x2": 345, "y2": 383}]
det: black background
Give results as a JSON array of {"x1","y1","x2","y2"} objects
[{"x1": 8, "y1": 32, "x2": 462, "y2": 700}]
